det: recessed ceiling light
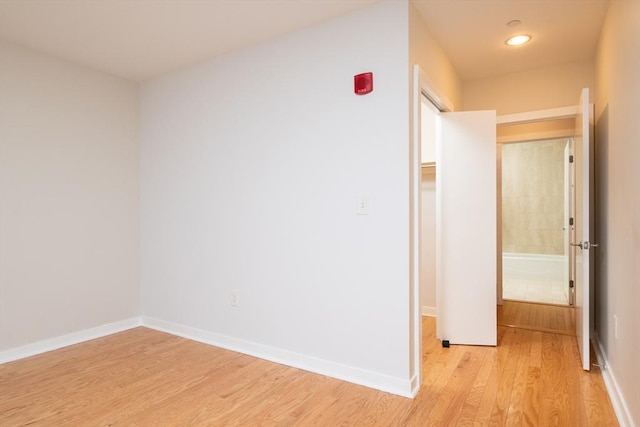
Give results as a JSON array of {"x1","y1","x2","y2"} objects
[
  {"x1": 506, "y1": 34, "x2": 531, "y2": 46},
  {"x1": 506, "y1": 20, "x2": 521, "y2": 27}
]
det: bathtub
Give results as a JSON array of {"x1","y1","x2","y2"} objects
[
  {"x1": 502, "y1": 253, "x2": 566, "y2": 282},
  {"x1": 502, "y1": 253, "x2": 570, "y2": 304}
]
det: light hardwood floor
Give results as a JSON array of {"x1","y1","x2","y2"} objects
[
  {"x1": 0, "y1": 317, "x2": 618, "y2": 426},
  {"x1": 498, "y1": 300, "x2": 576, "y2": 336}
]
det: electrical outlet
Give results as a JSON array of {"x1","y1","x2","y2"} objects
[
  {"x1": 231, "y1": 291, "x2": 239, "y2": 307},
  {"x1": 614, "y1": 314, "x2": 618, "y2": 340}
]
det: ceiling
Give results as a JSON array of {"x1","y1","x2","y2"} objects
[
  {"x1": 0, "y1": 0, "x2": 609, "y2": 82},
  {"x1": 0, "y1": 0, "x2": 379, "y2": 81},
  {"x1": 413, "y1": 0, "x2": 608, "y2": 81}
]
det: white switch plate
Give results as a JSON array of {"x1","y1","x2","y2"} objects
[
  {"x1": 356, "y1": 197, "x2": 370, "y2": 215},
  {"x1": 231, "y1": 291, "x2": 239, "y2": 307}
]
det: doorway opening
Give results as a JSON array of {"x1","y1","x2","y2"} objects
[
  {"x1": 501, "y1": 138, "x2": 573, "y2": 306},
  {"x1": 495, "y1": 89, "x2": 594, "y2": 372},
  {"x1": 413, "y1": 64, "x2": 497, "y2": 378},
  {"x1": 412, "y1": 89, "x2": 593, "y2": 375}
]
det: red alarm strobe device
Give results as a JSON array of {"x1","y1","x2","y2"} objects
[{"x1": 354, "y1": 72, "x2": 373, "y2": 95}]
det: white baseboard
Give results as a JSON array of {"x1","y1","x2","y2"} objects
[
  {"x1": 0, "y1": 317, "x2": 142, "y2": 364},
  {"x1": 421, "y1": 305, "x2": 436, "y2": 317},
  {"x1": 409, "y1": 373, "x2": 420, "y2": 397},
  {"x1": 593, "y1": 335, "x2": 636, "y2": 427},
  {"x1": 142, "y1": 316, "x2": 413, "y2": 398}
]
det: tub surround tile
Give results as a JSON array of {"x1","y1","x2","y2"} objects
[{"x1": 503, "y1": 256, "x2": 569, "y2": 305}]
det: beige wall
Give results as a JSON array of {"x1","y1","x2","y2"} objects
[
  {"x1": 0, "y1": 41, "x2": 140, "y2": 351},
  {"x1": 497, "y1": 118, "x2": 575, "y2": 144},
  {"x1": 502, "y1": 139, "x2": 566, "y2": 255},
  {"x1": 409, "y1": 2, "x2": 463, "y2": 110},
  {"x1": 594, "y1": 1, "x2": 640, "y2": 425},
  {"x1": 464, "y1": 60, "x2": 595, "y2": 115}
]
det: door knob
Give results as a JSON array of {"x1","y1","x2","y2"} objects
[{"x1": 571, "y1": 241, "x2": 599, "y2": 250}]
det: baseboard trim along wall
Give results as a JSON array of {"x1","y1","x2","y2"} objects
[
  {"x1": 421, "y1": 306, "x2": 436, "y2": 317},
  {"x1": 0, "y1": 317, "x2": 142, "y2": 364},
  {"x1": 142, "y1": 316, "x2": 414, "y2": 398},
  {"x1": 1, "y1": 316, "x2": 413, "y2": 398},
  {"x1": 409, "y1": 373, "x2": 420, "y2": 397},
  {"x1": 593, "y1": 336, "x2": 635, "y2": 427}
]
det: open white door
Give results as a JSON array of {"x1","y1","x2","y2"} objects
[
  {"x1": 573, "y1": 88, "x2": 595, "y2": 370},
  {"x1": 437, "y1": 110, "x2": 497, "y2": 346}
]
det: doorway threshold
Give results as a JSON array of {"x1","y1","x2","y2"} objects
[{"x1": 498, "y1": 300, "x2": 575, "y2": 336}]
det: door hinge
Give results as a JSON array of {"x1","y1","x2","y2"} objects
[
  {"x1": 569, "y1": 280, "x2": 575, "y2": 288},
  {"x1": 569, "y1": 217, "x2": 574, "y2": 226},
  {"x1": 569, "y1": 155, "x2": 574, "y2": 163}
]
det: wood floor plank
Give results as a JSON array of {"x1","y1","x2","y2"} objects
[
  {"x1": 489, "y1": 328, "x2": 525, "y2": 425},
  {"x1": 505, "y1": 329, "x2": 533, "y2": 426},
  {"x1": 522, "y1": 366, "x2": 542, "y2": 426},
  {"x1": 522, "y1": 330, "x2": 543, "y2": 426},
  {"x1": 472, "y1": 325, "x2": 514, "y2": 425},
  {"x1": 539, "y1": 332, "x2": 572, "y2": 426},
  {"x1": 449, "y1": 348, "x2": 493, "y2": 426},
  {"x1": 423, "y1": 348, "x2": 485, "y2": 425},
  {"x1": 0, "y1": 315, "x2": 619, "y2": 426},
  {"x1": 404, "y1": 341, "x2": 467, "y2": 424}
]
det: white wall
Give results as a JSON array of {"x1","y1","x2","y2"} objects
[
  {"x1": 0, "y1": 41, "x2": 140, "y2": 351},
  {"x1": 140, "y1": 2, "x2": 413, "y2": 395},
  {"x1": 594, "y1": 1, "x2": 640, "y2": 425}
]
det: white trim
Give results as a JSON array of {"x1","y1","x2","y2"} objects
[
  {"x1": 410, "y1": 64, "x2": 422, "y2": 396},
  {"x1": 434, "y1": 86, "x2": 443, "y2": 341},
  {"x1": 409, "y1": 373, "x2": 420, "y2": 397},
  {"x1": 497, "y1": 128, "x2": 575, "y2": 144},
  {"x1": 593, "y1": 335, "x2": 635, "y2": 427},
  {"x1": 421, "y1": 306, "x2": 436, "y2": 317},
  {"x1": 502, "y1": 252, "x2": 566, "y2": 261},
  {"x1": 497, "y1": 105, "x2": 577, "y2": 125},
  {"x1": 497, "y1": 143, "x2": 503, "y2": 306},
  {"x1": 0, "y1": 317, "x2": 142, "y2": 364},
  {"x1": 142, "y1": 316, "x2": 414, "y2": 398}
]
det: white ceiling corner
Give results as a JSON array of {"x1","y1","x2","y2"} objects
[
  {"x1": 0, "y1": 0, "x2": 380, "y2": 81},
  {"x1": 0, "y1": 0, "x2": 609, "y2": 82}
]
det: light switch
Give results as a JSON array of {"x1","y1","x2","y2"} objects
[{"x1": 356, "y1": 197, "x2": 370, "y2": 215}]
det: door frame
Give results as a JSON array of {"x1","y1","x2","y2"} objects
[
  {"x1": 574, "y1": 88, "x2": 595, "y2": 370},
  {"x1": 497, "y1": 106, "x2": 577, "y2": 126},
  {"x1": 410, "y1": 65, "x2": 454, "y2": 396},
  {"x1": 497, "y1": 107, "x2": 582, "y2": 307},
  {"x1": 499, "y1": 137, "x2": 574, "y2": 306}
]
